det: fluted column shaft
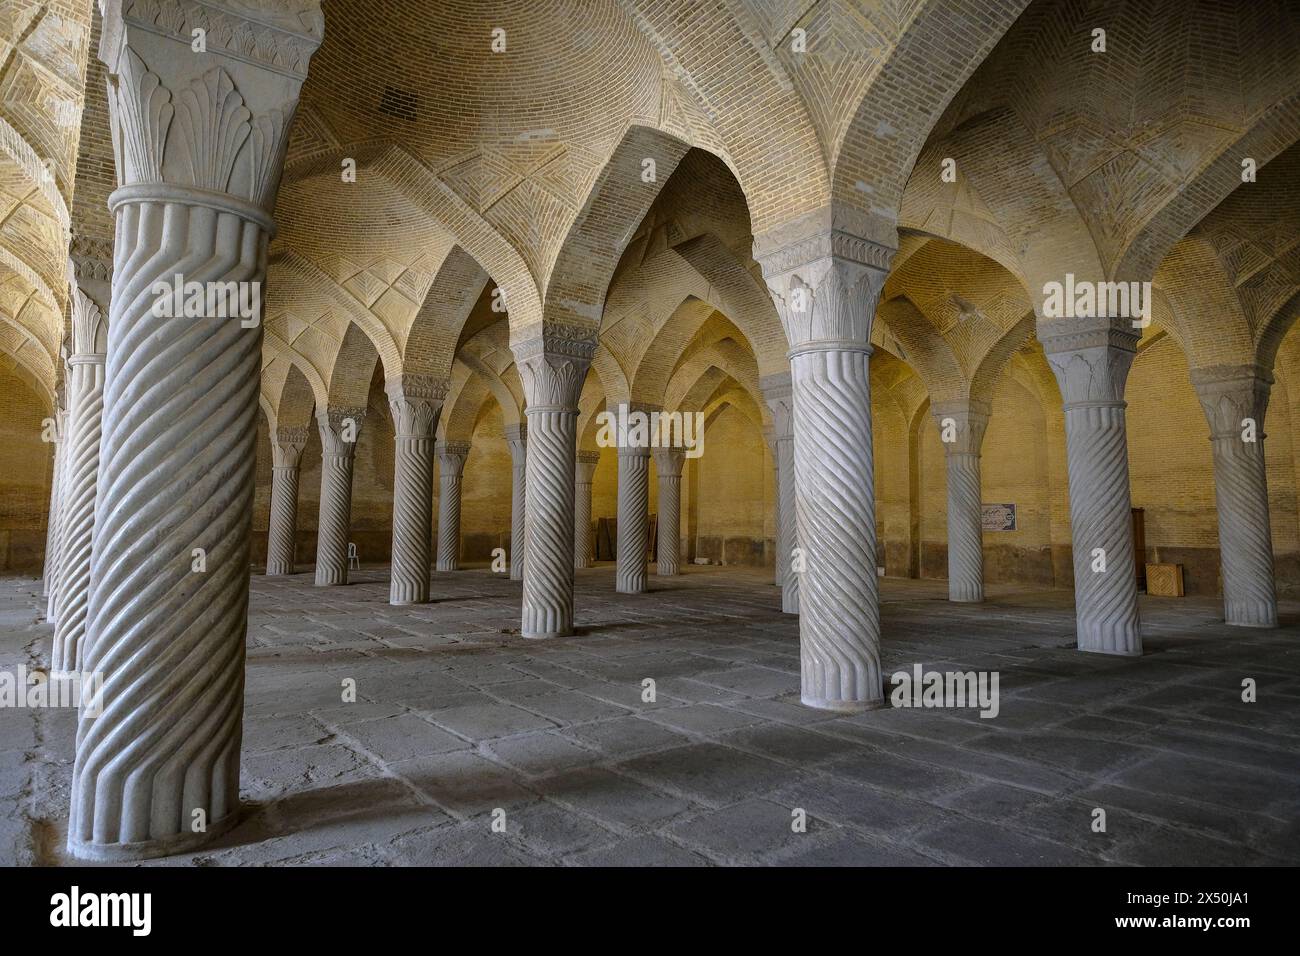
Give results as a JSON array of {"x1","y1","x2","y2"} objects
[
  {"x1": 574, "y1": 451, "x2": 599, "y2": 569},
  {"x1": 388, "y1": 377, "x2": 445, "y2": 604},
  {"x1": 763, "y1": 376, "x2": 799, "y2": 614},
  {"x1": 266, "y1": 426, "x2": 307, "y2": 576},
  {"x1": 41, "y1": 407, "x2": 68, "y2": 612},
  {"x1": 1193, "y1": 366, "x2": 1277, "y2": 627},
  {"x1": 654, "y1": 448, "x2": 685, "y2": 576},
  {"x1": 514, "y1": 330, "x2": 595, "y2": 639},
  {"x1": 66, "y1": 0, "x2": 323, "y2": 863},
  {"x1": 1043, "y1": 320, "x2": 1141, "y2": 656},
  {"x1": 759, "y1": 245, "x2": 891, "y2": 712},
  {"x1": 616, "y1": 445, "x2": 651, "y2": 593},
  {"x1": 790, "y1": 346, "x2": 881, "y2": 709},
  {"x1": 933, "y1": 401, "x2": 989, "y2": 603},
  {"x1": 315, "y1": 408, "x2": 365, "y2": 587},
  {"x1": 51, "y1": 289, "x2": 107, "y2": 675},
  {"x1": 435, "y1": 441, "x2": 469, "y2": 572},
  {"x1": 506, "y1": 424, "x2": 527, "y2": 580}
]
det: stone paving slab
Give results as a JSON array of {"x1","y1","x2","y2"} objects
[{"x1": 1, "y1": 566, "x2": 1298, "y2": 866}]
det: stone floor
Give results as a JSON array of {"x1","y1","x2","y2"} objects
[{"x1": 1, "y1": 564, "x2": 1298, "y2": 866}]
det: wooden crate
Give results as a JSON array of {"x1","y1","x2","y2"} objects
[{"x1": 1145, "y1": 563, "x2": 1185, "y2": 597}]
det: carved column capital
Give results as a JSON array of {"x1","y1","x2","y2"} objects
[
  {"x1": 1190, "y1": 364, "x2": 1273, "y2": 441},
  {"x1": 69, "y1": 285, "x2": 108, "y2": 358},
  {"x1": 513, "y1": 324, "x2": 597, "y2": 410},
  {"x1": 755, "y1": 217, "x2": 892, "y2": 350},
  {"x1": 386, "y1": 374, "x2": 447, "y2": 439},
  {"x1": 271, "y1": 424, "x2": 309, "y2": 468},
  {"x1": 652, "y1": 446, "x2": 686, "y2": 477},
  {"x1": 1040, "y1": 317, "x2": 1140, "y2": 407},
  {"x1": 575, "y1": 450, "x2": 600, "y2": 485},
  {"x1": 436, "y1": 440, "x2": 471, "y2": 474},
  {"x1": 931, "y1": 399, "x2": 991, "y2": 457},
  {"x1": 101, "y1": 1, "x2": 324, "y2": 218},
  {"x1": 317, "y1": 405, "x2": 366, "y2": 458},
  {"x1": 504, "y1": 422, "x2": 528, "y2": 463},
  {"x1": 761, "y1": 372, "x2": 795, "y2": 439}
]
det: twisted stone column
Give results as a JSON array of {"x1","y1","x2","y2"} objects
[
  {"x1": 763, "y1": 375, "x2": 799, "y2": 614},
  {"x1": 758, "y1": 233, "x2": 891, "y2": 712},
  {"x1": 932, "y1": 400, "x2": 990, "y2": 603},
  {"x1": 388, "y1": 376, "x2": 445, "y2": 604},
  {"x1": 654, "y1": 447, "x2": 685, "y2": 576},
  {"x1": 1192, "y1": 365, "x2": 1278, "y2": 627},
  {"x1": 574, "y1": 450, "x2": 599, "y2": 568},
  {"x1": 265, "y1": 426, "x2": 308, "y2": 576},
  {"x1": 616, "y1": 443, "x2": 651, "y2": 593},
  {"x1": 51, "y1": 290, "x2": 107, "y2": 675},
  {"x1": 514, "y1": 326, "x2": 596, "y2": 638},
  {"x1": 1042, "y1": 318, "x2": 1142, "y2": 656},
  {"x1": 315, "y1": 407, "x2": 365, "y2": 587},
  {"x1": 41, "y1": 402, "x2": 67, "y2": 614},
  {"x1": 435, "y1": 441, "x2": 470, "y2": 572},
  {"x1": 506, "y1": 423, "x2": 527, "y2": 580},
  {"x1": 68, "y1": 1, "x2": 324, "y2": 861}
]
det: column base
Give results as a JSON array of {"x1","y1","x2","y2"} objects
[
  {"x1": 66, "y1": 807, "x2": 241, "y2": 862},
  {"x1": 801, "y1": 694, "x2": 885, "y2": 713},
  {"x1": 523, "y1": 627, "x2": 571, "y2": 640},
  {"x1": 1078, "y1": 644, "x2": 1142, "y2": 658},
  {"x1": 1224, "y1": 603, "x2": 1278, "y2": 628},
  {"x1": 435, "y1": 563, "x2": 458, "y2": 573},
  {"x1": 265, "y1": 565, "x2": 293, "y2": 576}
]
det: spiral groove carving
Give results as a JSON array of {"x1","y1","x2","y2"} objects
[
  {"x1": 391, "y1": 437, "x2": 434, "y2": 602},
  {"x1": 435, "y1": 443, "x2": 468, "y2": 573},
  {"x1": 522, "y1": 408, "x2": 578, "y2": 638},
  {"x1": 315, "y1": 452, "x2": 355, "y2": 586},
  {"x1": 656, "y1": 474, "x2": 682, "y2": 575},
  {"x1": 51, "y1": 360, "x2": 105, "y2": 675},
  {"x1": 945, "y1": 452, "x2": 984, "y2": 603},
  {"x1": 775, "y1": 434, "x2": 799, "y2": 614},
  {"x1": 44, "y1": 413, "x2": 69, "y2": 619},
  {"x1": 616, "y1": 449, "x2": 650, "y2": 593},
  {"x1": 574, "y1": 453, "x2": 598, "y2": 569},
  {"x1": 68, "y1": 200, "x2": 266, "y2": 858},
  {"x1": 265, "y1": 463, "x2": 300, "y2": 575},
  {"x1": 1211, "y1": 438, "x2": 1277, "y2": 626},
  {"x1": 791, "y1": 348, "x2": 881, "y2": 711},
  {"x1": 507, "y1": 436, "x2": 527, "y2": 580},
  {"x1": 41, "y1": 419, "x2": 66, "y2": 602},
  {"x1": 1063, "y1": 404, "x2": 1141, "y2": 654}
]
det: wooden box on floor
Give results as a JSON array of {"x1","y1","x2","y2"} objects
[{"x1": 1145, "y1": 563, "x2": 1185, "y2": 597}]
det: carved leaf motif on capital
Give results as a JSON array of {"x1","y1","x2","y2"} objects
[
  {"x1": 318, "y1": 406, "x2": 366, "y2": 455},
  {"x1": 110, "y1": 48, "x2": 173, "y2": 186},
  {"x1": 70, "y1": 287, "x2": 106, "y2": 356},
  {"x1": 175, "y1": 68, "x2": 252, "y2": 193},
  {"x1": 105, "y1": 46, "x2": 303, "y2": 209},
  {"x1": 1046, "y1": 349, "x2": 1135, "y2": 406},
  {"x1": 768, "y1": 258, "x2": 884, "y2": 347},
  {"x1": 518, "y1": 352, "x2": 590, "y2": 409}
]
